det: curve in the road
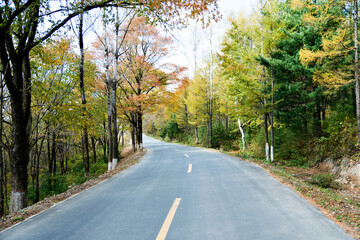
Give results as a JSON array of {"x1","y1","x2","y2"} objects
[{"x1": 0, "y1": 135, "x2": 354, "y2": 240}]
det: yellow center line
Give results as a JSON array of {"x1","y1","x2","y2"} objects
[
  {"x1": 187, "y1": 164, "x2": 192, "y2": 173},
  {"x1": 184, "y1": 154, "x2": 189, "y2": 157},
  {"x1": 156, "y1": 198, "x2": 181, "y2": 240}
]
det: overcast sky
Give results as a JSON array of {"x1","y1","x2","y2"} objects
[
  {"x1": 167, "y1": 0, "x2": 259, "y2": 77},
  {"x1": 82, "y1": 0, "x2": 259, "y2": 77},
  {"x1": 219, "y1": 0, "x2": 258, "y2": 16}
]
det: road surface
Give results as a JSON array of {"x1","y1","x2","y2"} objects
[{"x1": 1, "y1": 136, "x2": 353, "y2": 240}]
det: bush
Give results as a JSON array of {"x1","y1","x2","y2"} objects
[
  {"x1": 28, "y1": 173, "x2": 69, "y2": 204},
  {"x1": 315, "y1": 117, "x2": 357, "y2": 160},
  {"x1": 310, "y1": 173, "x2": 339, "y2": 189},
  {"x1": 90, "y1": 161, "x2": 108, "y2": 176},
  {"x1": 166, "y1": 121, "x2": 179, "y2": 140},
  {"x1": 247, "y1": 129, "x2": 266, "y2": 159}
]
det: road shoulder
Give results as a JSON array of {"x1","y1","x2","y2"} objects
[{"x1": 0, "y1": 147, "x2": 147, "y2": 232}]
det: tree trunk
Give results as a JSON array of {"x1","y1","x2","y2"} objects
[
  {"x1": 195, "y1": 126, "x2": 199, "y2": 144},
  {"x1": 355, "y1": 0, "x2": 360, "y2": 143},
  {"x1": 103, "y1": 13, "x2": 114, "y2": 171},
  {"x1": 136, "y1": 111, "x2": 143, "y2": 150},
  {"x1": 314, "y1": 103, "x2": 323, "y2": 138},
  {"x1": 79, "y1": 6, "x2": 90, "y2": 177},
  {"x1": 9, "y1": 54, "x2": 32, "y2": 214},
  {"x1": 103, "y1": 120, "x2": 107, "y2": 161},
  {"x1": 107, "y1": 79, "x2": 113, "y2": 171},
  {"x1": 0, "y1": 146, "x2": 3, "y2": 216},
  {"x1": 51, "y1": 132, "x2": 56, "y2": 177},
  {"x1": 0, "y1": 147, "x2": 3, "y2": 216},
  {"x1": 3, "y1": 152, "x2": 7, "y2": 214},
  {"x1": 237, "y1": 118, "x2": 246, "y2": 151},
  {"x1": 47, "y1": 125, "x2": 52, "y2": 174},
  {"x1": 264, "y1": 113, "x2": 270, "y2": 162},
  {"x1": 270, "y1": 63, "x2": 274, "y2": 163},
  {"x1": 208, "y1": 31, "x2": 214, "y2": 148},
  {"x1": 35, "y1": 135, "x2": 45, "y2": 203},
  {"x1": 270, "y1": 112, "x2": 274, "y2": 162},
  {"x1": 131, "y1": 123, "x2": 136, "y2": 152},
  {"x1": 262, "y1": 65, "x2": 270, "y2": 162},
  {"x1": 35, "y1": 152, "x2": 40, "y2": 203},
  {"x1": 121, "y1": 130, "x2": 125, "y2": 146},
  {"x1": 60, "y1": 153, "x2": 64, "y2": 175},
  {"x1": 82, "y1": 129, "x2": 90, "y2": 177},
  {"x1": 225, "y1": 115, "x2": 229, "y2": 132},
  {"x1": 111, "y1": 8, "x2": 120, "y2": 170},
  {"x1": 3, "y1": 150, "x2": 8, "y2": 213},
  {"x1": 91, "y1": 137, "x2": 97, "y2": 163},
  {"x1": 0, "y1": 74, "x2": 4, "y2": 216},
  {"x1": 209, "y1": 97, "x2": 213, "y2": 147},
  {"x1": 111, "y1": 84, "x2": 118, "y2": 169}
]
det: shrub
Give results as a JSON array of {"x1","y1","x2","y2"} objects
[{"x1": 310, "y1": 173, "x2": 339, "y2": 189}]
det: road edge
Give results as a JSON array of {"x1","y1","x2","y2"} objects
[
  {"x1": 0, "y1": 148, "x2": 147, "y2": 232},
  {"x1": 149, "y1": 136, "x2": 359, "y2": 239}
]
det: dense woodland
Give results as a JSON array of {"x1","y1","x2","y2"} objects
[
  {"x1": 1, "y1": 0, "x2": 359, "y2": 218},
  {"x1": 0, "y1": 0, "x2": 219, "y2": 216},
  {"x1": 148, "y1": 0, "x2": 360, "y2": 177}
]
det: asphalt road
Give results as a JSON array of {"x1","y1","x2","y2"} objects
[{"x1": 1, "y1": 136, "x2": 353, "y2": 240}]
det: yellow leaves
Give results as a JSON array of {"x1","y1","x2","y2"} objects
[
  {"x1": 299, "y1": 22, "x2": 352, "y2": 90},
  {"x1": 36, "y1": 38, "x2": 76, "y2": 66},
  {"x1": 291, "y1": 0, "x2": 305, "y2": 9},
  {"x1": 295, "y1": 0, "x2": 348, "y2": 27},
  {"x1": 322, "y1": 28, "x2": 351, "y2": 52},
  {"x1": 313, "y1": 69, "x2": 350, "y2": 90},
  {"x1": 300, "y1": 26, "x2": 351, "y2": 66},
  {"x1": 299, "y1": 48, "x2": 324, "y2": 66}
]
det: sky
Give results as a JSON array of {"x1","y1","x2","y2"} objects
[
  {"x1": 76, "y1": 0, "x2": 259, "y2": 77},
  {"x1": 167, "y1": 0, "x2": 259, "y2": 77},
  {"x1": 219, "y1": 0, "x2": 259, "y2": 16}
]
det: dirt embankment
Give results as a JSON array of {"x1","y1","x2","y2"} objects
[{"x1": 0, "y1": 146, "x2": 146, "y2": 231}]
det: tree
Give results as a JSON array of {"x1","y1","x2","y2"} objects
[
  {"x1": 78, "y1": 1, "x2": 90, "y2": 177},
  {"x1": 118, "y1": 17, "x2": 182, "y2": 150},
  {"x1": 92, "y1": 8, "x2": 135, "y2": 169},
  {"x1": 220, "y1": 13, "x2": 266, "y2": 155},
  {"x1": 257, "y1": 0, "x2": 284, "y2": 162},
  {"x1": 186, "y1": 72, "x2": 208, "y2": 144},
  {"x1": 297, "y1": 0, "x2": 354, "y2": 138},
  {"x1": 0, "y1": 0, "x2": 220, "y2": 214}
]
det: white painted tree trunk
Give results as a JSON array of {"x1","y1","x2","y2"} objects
[
  {"x1": 265, "y1": 142, "x2": 270, "y2": 162},
  {"x1": 10, "y1": 191, "x2": 26, "y2": 214},
  {"x1": 237, "y1": 118, "x2": 246, "y2": 151},
  {"x1": 112, "y1": 158, "x2": 118, "y2": 170},
  {"x1": 108, "y1": 161, "x2": 112, "y2": 172}
]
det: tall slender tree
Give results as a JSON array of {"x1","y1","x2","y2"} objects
[
  {"x1": 79, "y1": 1, "x2": 90, "y2": 177},
  {"x1": 354, "y1": 0, "x2": 360, "y2": 143}
]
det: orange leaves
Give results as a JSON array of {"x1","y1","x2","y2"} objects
[
  {"x1": 137, "y1": 0, "x2": 221, "y2": 28},
  {"x1": 117, "y1": 17, "x2": 186, "y2": 116},
  {"x1": 34, "y1": 38, "x2": 76, "y2": 67}
]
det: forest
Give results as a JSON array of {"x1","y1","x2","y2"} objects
[
  {"x1": 148, "y1": 0, "x2": 360, "y2": 187},
  {"x1": 0, "y1": 0, "x2": 359, "y2": 219},
  {"x1": 0, "y1": 0, "x2": 219, "y2": 216}
]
